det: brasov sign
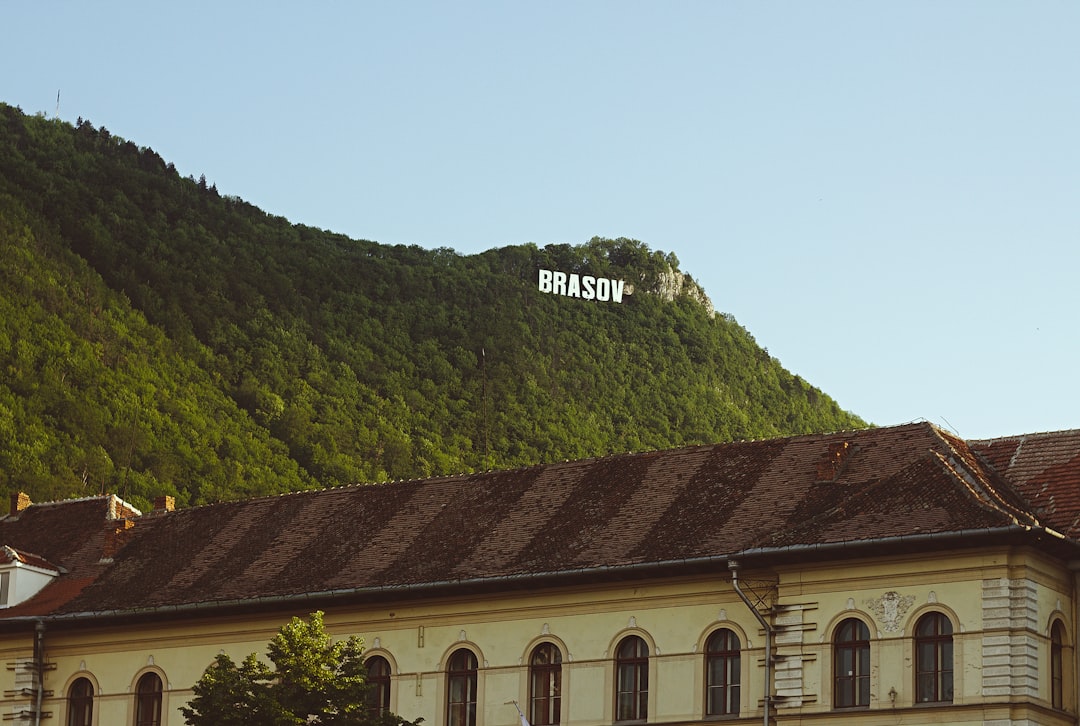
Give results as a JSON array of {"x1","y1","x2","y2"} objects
[{"x1": 537, "y1": 269, "x2": 627, "y2": 303}]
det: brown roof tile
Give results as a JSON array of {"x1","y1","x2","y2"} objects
[
  {"x1": 2, "y1": 423, "x2": 1074, "y2": 620},
  {"x1": 970, "y1": 429, "x2": 1080, "y2": 538}
]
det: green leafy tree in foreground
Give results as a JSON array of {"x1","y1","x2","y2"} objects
[{"x1": 182, "y1": 611, "x2": 422, "y2": 726}]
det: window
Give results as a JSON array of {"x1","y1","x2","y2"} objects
[
  {"x1": 705, "y1": 628, "x2": 740, "y2": 716},
  {"x1": 67, "y1": 677, "x2": 94, "y2": 726},
  {"x1": 134, "y1": 672, "x2": 162, "y2": 726},
  {"x1": 366, "y1": 655, "x2": 391, "y2": 716},
  {"x1": 1052, "y1": 620, "x2": 1065, "y2": 709},
  {"x1": 834, "y1": 619, "x2": 870, "y2": 708},
  {"x1": 529, "y1": 643, "x2": 562, "y2": 726},
  {"x1": 446, "y1": 649, "x2": 477, "y2": 726},
  {"x1": 615, "y1": 635, "x2": 648, "y2": 722},
  {"x1": 915, "y1": 612, "x2": 953, "y2": 703}
]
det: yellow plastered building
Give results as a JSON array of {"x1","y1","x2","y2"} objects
[{"x1": 2, "y1": 423, "x2": 1078, "y2": 726}]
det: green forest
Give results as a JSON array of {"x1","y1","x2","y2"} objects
[{"x1": 0, "y1": 103, "x2": 865, "y2": 512}]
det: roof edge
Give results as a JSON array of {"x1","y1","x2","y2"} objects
[{"x1": 3, "y1": 524, "x2": 1052, "y2": 629}]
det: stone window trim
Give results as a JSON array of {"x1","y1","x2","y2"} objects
[
  {"x1": 832, "y1": 617, "x2": 872, "y2": 710},
  {"x1": 704, "y1": 627, "x2": 741, "y2": 718}
]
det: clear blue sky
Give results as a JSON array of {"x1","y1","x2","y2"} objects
[{"x1": 5, "y1": 2, "x2": 1078, "y2": 440}]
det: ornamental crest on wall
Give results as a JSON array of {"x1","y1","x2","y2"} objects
[{"x1": 865, "y1": 591, "x2": 916, "y2": 633}]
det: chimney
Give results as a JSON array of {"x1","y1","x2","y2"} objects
[
  {"x1": 102, "y1": 519, "x2": 136, "y2": 560},
  {"x1": 9, "y1": 492, "x2": 31, "y2": 517},
  {"x1": 817, "y1": 441, "x2": 855, "y2": 481},
  {"x1": 153, "y1": 496, "x2": 175, "y2": 513}
]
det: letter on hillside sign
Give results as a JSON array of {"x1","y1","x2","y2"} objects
[{"x1": 538, "y1": 269, "x2": 626, "y2": 303}]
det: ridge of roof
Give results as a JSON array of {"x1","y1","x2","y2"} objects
[
  {"x1": 929, "y1": 428, "x2": 1040, "y2": 528},
  {"x1": 969, "y1": 427, "x2": 1080, "y2": 444},
  {"x1": 0, "y1": 493, "x2": 142, "y2": 521},
  {"x1": 0, "y1": 545, "x2": 60, "y2": 572},
  {"x1": 165, "y1": 423, "x2": 886, "y2": 515}
]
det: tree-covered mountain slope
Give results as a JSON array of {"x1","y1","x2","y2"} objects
[{"x1": 0, "y1": 103, "x2": 865, "y2": 511}]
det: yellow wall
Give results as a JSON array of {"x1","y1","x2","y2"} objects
[{"x1": 4, "y1": 545, "x2": 1075, "y2": 726}]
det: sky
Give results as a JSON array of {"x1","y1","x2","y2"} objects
[{"x1": 4, "y1": 2, "x2": 1078, "y2": 441}]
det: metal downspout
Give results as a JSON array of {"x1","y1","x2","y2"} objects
[
  {"x1": 33, "y1": 620, "x2": 44, "y2": 726},
  {"x1": 729, "y1": 560, "x2": 771, "y2": 726}
]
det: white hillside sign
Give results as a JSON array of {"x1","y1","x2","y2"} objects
[{"x1": 537, "y1": 269, "x2": 627, "y2": 303}]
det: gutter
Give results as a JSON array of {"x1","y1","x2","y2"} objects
[
  {"x1": 1, "y1": 524, "x2": 1052, "y2": 627},
  {"x1": 729, "y1": 560, "x2": 771, "y2": 726},
  {"x1": 33, "y1": 619, "x2": 44, "y2": 726}
]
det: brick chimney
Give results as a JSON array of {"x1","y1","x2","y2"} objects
[
  {"x1": 102, "y1": 519, "x2": 136, "y2": 560},
  {"x1": 153, "y1": 495, "x2": 175, "y2": 513},
  {"x1": 8, "y1": 492, "x2": 31, "y2": 517}
]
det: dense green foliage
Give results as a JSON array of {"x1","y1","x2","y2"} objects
[
  {"x1": 0, "y1": 103, "x2": 864, "y2": 510},
  {"x1": 182, "y1": 611, "x2": 422, "y2": 726}
]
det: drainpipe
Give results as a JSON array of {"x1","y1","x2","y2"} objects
[
  {"x1": 729, "y1": 560, "x2": 771, "y2": 726},
  {"x1": 33, "y1": 619, "x2": 45, "y2": 726}
]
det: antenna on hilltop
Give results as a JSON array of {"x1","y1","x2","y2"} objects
[{"x1": 55, "y1": 89, "x2": 60, "y2": 118}]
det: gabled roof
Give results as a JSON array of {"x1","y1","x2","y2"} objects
[
  {"x1": 0, "y1": 423, "x2": 1075, "y2": 622},
  {"x1": 0, "y1": 546, "x2": 59, "y2": 573},
  {"x1": 0, "y1": 496, "x2": 117, "y2": 573}
]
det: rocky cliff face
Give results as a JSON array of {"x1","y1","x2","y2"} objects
[{"x1": 653, "y1": 267, "x2": 715, "y2": 316}]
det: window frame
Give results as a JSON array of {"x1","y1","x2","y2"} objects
[
  {"x1": 446, "y1": 648, "x2": 478, "y2": 726},
  {"x1": 365, "y1": 655, "x2": 392, "y2": 717},
  {"x1": 134, "y1": 672, "x2": 163, "y2": 726},
  {"x1": 614, "y1": 635, "x2": 649, "y2": 722},
  {"x1": 66, "y1": 676, "x2": 94, "y2": 726},
  {"x1": 1052, "y1": 620, "x2": 1065, "y2": 710},
  {"x1": 704, "y1": 628, "x2": 741, "y2": 717},
  {"x1": 528, "y1": 642, "x2": 562, "y2": 726},
  {"x1": 914, "y1": 612, "x2": 953, "y2": 704},
  {"x1": 833, "y1": 618, "x2": 870, "y2": 709}
]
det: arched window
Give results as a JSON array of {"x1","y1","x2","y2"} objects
[
  {"x1": 705, "y1": 628, "x2": 740, "y2": 716},
  {"x1": 834, "y1": 618, "x2": 870, "y2": 708},
  {"x1": 615, "y1": 635, "x2": 648, "y2": 722},
  {"x1": 446, "y1": 649, "x2": 477, "y2": 726},
  {"x1": 134, "y1": 672, "x2": 163, "y2": 726},
  {"x1": 366, "y1": 655, "x2": 391, "y2": 716},
  {"x1": 66, "y1": 677, "x2": 94, "y2": 726},
  {"x1": 529, "y1": 643, "x2": 562, "y2": 725},
  {"x1": 915, "y1": 612, "x2": 953, "y2": 703},
  {"x1": 1052, "y1": 620, "x2": 1065, "y2": 709}
]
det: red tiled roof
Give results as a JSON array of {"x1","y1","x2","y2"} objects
[
  {"x1": 1, "y1": 423, "x2": 1075, "y2": 621},
  {"x1": 0, "y1": 546, "x2": 59, "y2": 572},
  {"x1": 0, "y1": 496, "x2": 119, "y2": 616},
  {"x1": 970, "y1": 429, "x2": 1080, "y2": 539}
]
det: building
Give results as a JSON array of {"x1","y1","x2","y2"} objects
[{"x1": 1, "y1": 422, "x2": 1078, "y2": 725}]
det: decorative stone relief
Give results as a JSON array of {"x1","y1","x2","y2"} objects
[
  {"x1": 719, "y1": 608, "x2": 727, "y2": 621},
  {"x1": 865, "y1": 591, "x2": 916, "y2": 633},
  {"x1": 628, "y1": 616, "x2": 637, "y2": 628},
  {"x1": 542, "y1": 623, "x2": 550, "y2": 635}
]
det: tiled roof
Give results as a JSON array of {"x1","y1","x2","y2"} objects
[
  {"x1": 2, "y1": 423, "x2": 1075, "y2": 621},
  {"x1": 0, "y1": 545, "x2": 59, "y2": 572},
  {"x1": 0, "y1": 496, "x2": 115, "y2": 573},
  {"x1": 970, "y1": 429, "x2": 1080, "y2": 539}
]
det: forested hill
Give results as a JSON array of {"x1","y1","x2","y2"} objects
[{"x1": 0, "y1": 103, "x2": 865, "y2": 512}]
